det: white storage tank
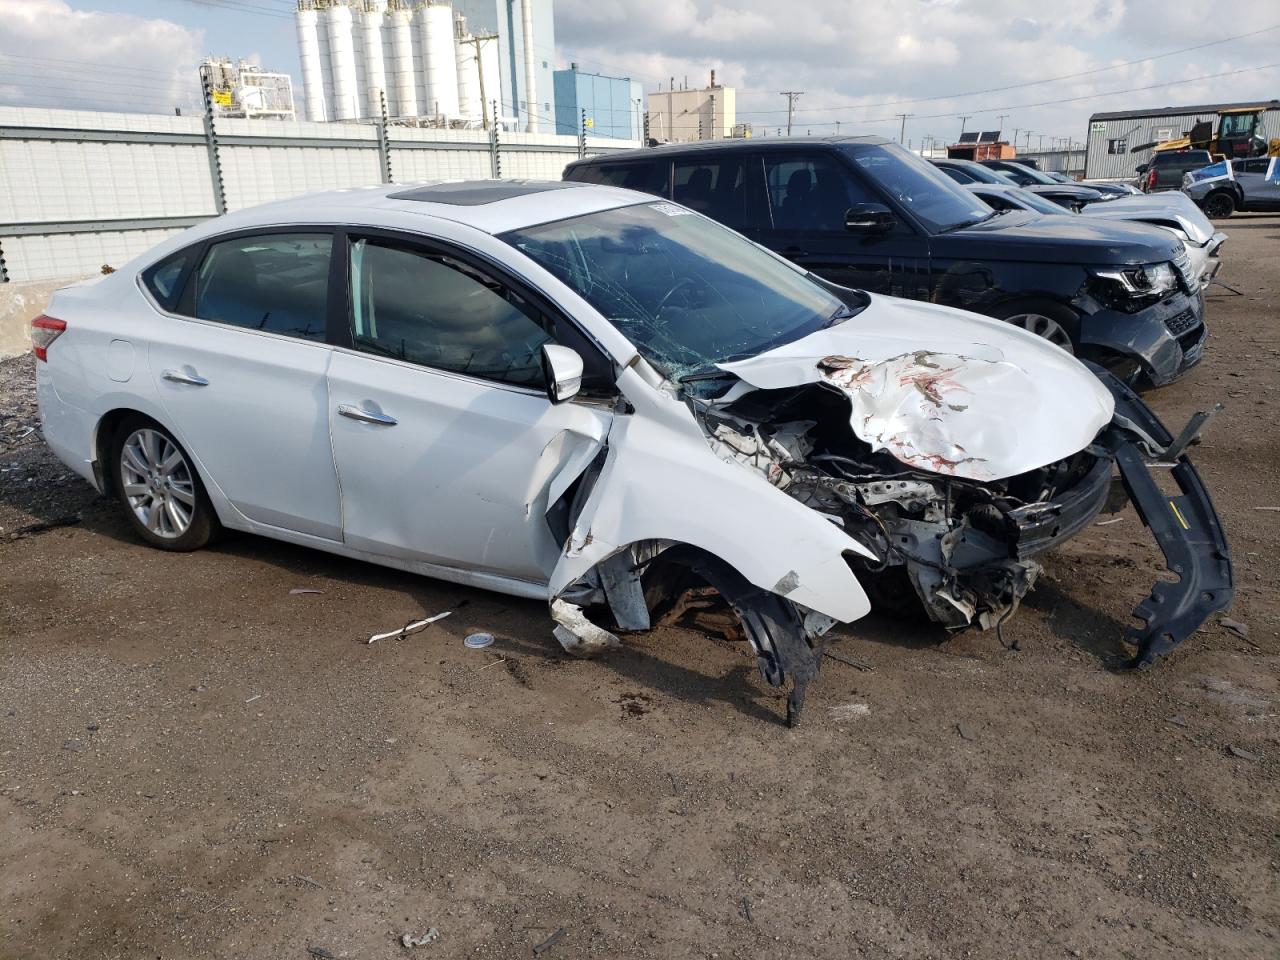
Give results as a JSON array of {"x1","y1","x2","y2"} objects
[
  {"x1": 418, "y1": 0, "x2": 459, "y2": 120},
  {"x1": 454, "y1": 17, "x2": 478, "y2": 122},
  {"x1": 387, "y1": 2, "x2": 418, "y2": 117},
  {"x1": 361, "y1": 1, "x2": 388, "y2": 117},
  {"x1": 325, "y1": 1, "x2": 360, "y2": 121},
  {"x1": 295, "y1": 6, "x2": 328, "y2": 121}
]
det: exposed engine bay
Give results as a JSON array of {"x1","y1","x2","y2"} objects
[{"x1": 694, "y1": 368, "x2": 1113, "y2": 634}]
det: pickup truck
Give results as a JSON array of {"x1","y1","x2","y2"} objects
[{"x1": 1136, "y1": 150, "x2": 1214, "y2": 193}]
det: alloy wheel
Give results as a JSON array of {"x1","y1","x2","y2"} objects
[
  {"x1": 119, "y1": 428, "x2": 196, "y2": 539},
  {"x1": 1004, "y1": 313, "x2": 1075, "y2": 352},
  {"x1": 1204, "y1": 194, "x2": 1234, "y2": 219}
]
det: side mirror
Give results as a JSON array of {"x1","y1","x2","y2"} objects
[
  {"x1": 540, "y1": 343, "x2": 583, "y2": 404},
  {"x1": 1134, "y1": 163, "x2": 1149, "y2": 175},
  {"x1": 844, "y1": 202, "x2": 897, "y2": 234}
]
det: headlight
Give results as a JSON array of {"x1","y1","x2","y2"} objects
[{"x1": 1092, "y1": 262, "x2": 1178, "y2": 297}]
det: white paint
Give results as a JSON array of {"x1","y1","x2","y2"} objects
[{"x1": 720, "y1": 293, "x2": 1115, "y2": 481}]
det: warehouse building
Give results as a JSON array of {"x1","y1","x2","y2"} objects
[
  {"x1": 553, "y1": 65, "x2": 642, "y2": 139},
  {"x1": 647, "y1": 72, "x2": 736, "y2": 142},
  {"x1": 1084, "y1": 100, "x2": 1280, "y2": 180}
]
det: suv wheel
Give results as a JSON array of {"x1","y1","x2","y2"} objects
[
  {"x1": 110, "y1": 416, "x2": 219, "y2": 551},
  {"x1": 1203, "y1": 191, "x2": 1235, "y2": 219},
  {"x1": 993, "y1": 301, "x2": 1078, "y2": 353}
]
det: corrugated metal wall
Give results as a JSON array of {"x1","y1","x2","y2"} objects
[
  {"x1": 1084, "y1": 108, "x2": 1280, "y2": 180},
  {"x1": 0, "y1": 106, "x2": 635, "y2": 282}
]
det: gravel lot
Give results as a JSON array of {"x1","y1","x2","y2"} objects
[{"x1": 2, "y1": 216, "x2": 1277, "y2": 960}]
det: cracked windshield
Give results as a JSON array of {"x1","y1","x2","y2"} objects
[{"x1": 503, "y1": 201, "x2": 859, "y2": 381}]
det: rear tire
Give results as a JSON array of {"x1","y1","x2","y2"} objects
[
  {"x1": 1203, "y1": 191, "x2": 1235, "y2": 219},
  {"x1": 109, "y1": 415, "x2": 219, "y2": 551}
]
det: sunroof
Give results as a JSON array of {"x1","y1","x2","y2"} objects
[{"x1": 387, "y1": 180, "x2": 585, "y2": 206}]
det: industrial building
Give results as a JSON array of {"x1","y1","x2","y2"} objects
[
  {"x1": 647, "y1": 73, "x2": 736, "y2": 143},
  {"x1": 294, "y1": 0, "x2": 554, "y2": 131},
  {"x1": 201, "y1": 58, "x2": 296, "y2": 120},
  {"x1": 1084, "y1": 100, "x2": 1280, "y2": 179},
  {"x1": 553, "y1": 64, "x2": 642, "y2": 140}
]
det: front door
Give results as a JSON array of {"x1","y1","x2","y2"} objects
[
  {"x1": 146, "y1": 230, "x2": 343, "y2": 540},
  {"x1": 759, "y1": 151, "x2": 929, "y2": 298},
  {"x1": 326, "y1": 234, "x2": 612, "y2": 583}
]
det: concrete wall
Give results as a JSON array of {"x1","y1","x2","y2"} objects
[{"x1": 0, "y1": 276, "x2": 93, "y2": 359}]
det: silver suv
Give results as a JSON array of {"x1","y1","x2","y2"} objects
[{"x1": 1182, "y1": 157, "x2": 1280, "y2": 217}]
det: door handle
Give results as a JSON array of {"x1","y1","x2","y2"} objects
[
  {"x1": 338, "y1": 403, "x2": 398, "y2": 426},
  {"x1": 161, "y1": 368, "x2": 209, "y2": 386}
]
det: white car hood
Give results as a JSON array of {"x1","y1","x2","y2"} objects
[
  {"x1": 1084, "y1": 193, "x2": 1216, "y2": 246},
  {"x1": 718, "y1": 294, "x2": 1115, "y2": 482}
]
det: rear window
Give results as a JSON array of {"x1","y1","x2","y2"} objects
[
  {"x1": 568, "y1": 160, "x2": 668, "y2": 197},
  {"x1": 142, "y1": 250, "x2": 193, "y2": 311},
  {"x1": 1155, "y1": 151, "x2": 1212, "y2": 167}
]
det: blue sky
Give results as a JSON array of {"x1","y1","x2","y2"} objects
[{"x1": 1, "y1": 0, "x2": 1278, "y2": 146}]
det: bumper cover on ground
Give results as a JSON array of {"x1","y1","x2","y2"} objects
[{"x1": 1090, "y1": 366, "x2": 1234, "y2": 667}]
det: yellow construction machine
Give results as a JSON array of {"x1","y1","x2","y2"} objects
[{"x1": 1144, "y1": 105, "x2": 1280, "y2": 160}]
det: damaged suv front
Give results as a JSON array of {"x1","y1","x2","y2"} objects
[{"x1": 505, "y1": 198, "x2": 1233, "y2": 726}]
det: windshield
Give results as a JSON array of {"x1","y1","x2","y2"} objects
[
  {"x1": 502, "y1": 202, "x2": 856, "y2": 381},
  {"x1": 848, "y1": 144, "x2": 992, "y2": 232},
  {"x1": 950, "y1": 161, "x2": 1017, "y2": 185},
  {"x1": 1002, "y1": 162, "x2": 1056, "y2": 185},
  {"x1": 1009, "y1": 187, "x2": 1069, "y2": 215}
]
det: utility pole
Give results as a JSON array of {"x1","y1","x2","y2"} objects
[
  {"x1": 996, "y1": 114, "x2": 1008, "y2": 135},
  {"x1": 1038, "y1": 133, "x2": 1044, "y2": 152},
  {"x1": 895, "y1": 113, "x2": 912, "y2": 144},
  {"x1": 958, "y1": 115, "x2": 971, "y2": 139},
  {"x1": 780, "y1": 91, "x2": 802, "y2": 136},
  {"x1": 458, "y1": 33, "x2": 498, "y2": 130}
]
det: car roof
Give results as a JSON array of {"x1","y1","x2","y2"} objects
[
  {"x1": 198, "y1": 179, "x2": 647, "y2": 237},
  {"x1": 570, "y1": 134, "x2": 892, "y2": 165}
]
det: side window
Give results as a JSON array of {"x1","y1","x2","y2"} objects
[
  {"x1": 1241, "y1": 158, "x2": 1270, "y2": 174},
  {"x1": 349, "y1": 238, "x2": 553, "y2": 389},
  {"x1": 980, "y1": 193, "x2": 1013, "y2": 211},
  {"x1": 672, "y1": 157, "x2": 747, "y2": 228},
  {"x1": 193, "y1": 233, "x2": 332, "y2": 341},
  {"x1": 937, "y1": 165, "x2": 974, "y2": 184},
  {"x1": 142, "y1": 249, "x2": 193, "y2": 311},
  {"x1": 764, "y1": 154, "x2": 877, "y2": 230}
]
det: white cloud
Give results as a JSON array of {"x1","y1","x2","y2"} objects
[
  {"x1": 0, "y1": 0, "x2": 202, "y2": 114},
  {"x1": 554, "y1": 0, "x2": 1280, "y2": 143}
]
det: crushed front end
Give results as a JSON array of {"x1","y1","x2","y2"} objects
[{"x1": 690, "y1": 359, "x2": 1232, "y2": 669}]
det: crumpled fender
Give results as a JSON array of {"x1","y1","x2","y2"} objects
[{"x1": 548, "y1": 366, "x2": 874, "y2": 624}]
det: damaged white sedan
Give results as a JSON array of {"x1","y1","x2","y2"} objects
[{"x1": 34, "y1": 181, "x2": 1233, "y2": 725}]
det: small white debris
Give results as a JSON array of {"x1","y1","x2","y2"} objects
[
  {"x1": 550, "y1": 599, "x2": 620, "y2": 657},
  {"x1": 828, "y1": 703, "x2": 870, "y2": 721},
  {"x1": 1095, "y1": 516, "x2": 1124, "y2": 526},
  {"x1": 244, "y1": 694, "x2": 261, "y2": 704},
  {"x1": 464, "y1": 632, "x2": 495, "y2": 649},
  {"x1": 400, "y1": 928, "x2": 440, "y2": 948},
  {"x1": 365, "y1": 612, "x2": 451, "y2": 645}
]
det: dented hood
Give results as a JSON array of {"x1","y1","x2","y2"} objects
[{"x1": 718, "y1": 294, "x2": 1115, "y2": 481}]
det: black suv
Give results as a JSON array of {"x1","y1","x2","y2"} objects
[
  {"x1": 1136, "y1": 149, "x2": 1214, "y2": 193},
  {"x1": 565, "y1": 137, "x2": 1208, "y2": 387}
]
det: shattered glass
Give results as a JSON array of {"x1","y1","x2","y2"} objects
[{"x1": 503, "y1": 203, "x2": 864, "y2": 382}]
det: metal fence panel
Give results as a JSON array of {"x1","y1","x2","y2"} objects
[{"x1": 0, "y1": 106, "x2": 639, "y2": 283}]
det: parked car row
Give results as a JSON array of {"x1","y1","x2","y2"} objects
[
  {"x1": 566, "y1": 137, "x2": 1212, "y2": 388},
  {"x1": 34, "y1": 175, "x2": 1233, "y2": 725}
]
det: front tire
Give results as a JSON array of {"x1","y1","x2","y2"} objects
[
  {"x1": 110, "y1": 416, "x2": 218, "y2": 551},
  {"x1": 991, "y1": 300, "x2": 1079, "y2": 353}
]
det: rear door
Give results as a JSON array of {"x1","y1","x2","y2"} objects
[
  {"x1": 146, "y1": 230, "x2": 343, "y2": 540},
  {"x1": 1239, "y1": 158, "x2": 1280, "y2": 209},
  {"x1": 759, "y1": 150, "x2": 929, "y2": 298},
  {"x1": 325, "y1": 232, "x2": 612, "y2": 583}
]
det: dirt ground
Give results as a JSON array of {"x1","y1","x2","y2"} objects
[{"x1": 2, "y1": 216, "x2": 1278, "y2": 960}]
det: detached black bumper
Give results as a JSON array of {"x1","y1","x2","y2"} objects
[{"x1": 1091, "y1": 366, "x2": 1234, "y2": 667}]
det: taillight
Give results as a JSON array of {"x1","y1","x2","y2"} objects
[
  {"x1": 1145, "y1": 168, "x2": 1157, "y2": 191},
  {"x1": 31, "y1": 315, "x2": 66, "y2": 362}
]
